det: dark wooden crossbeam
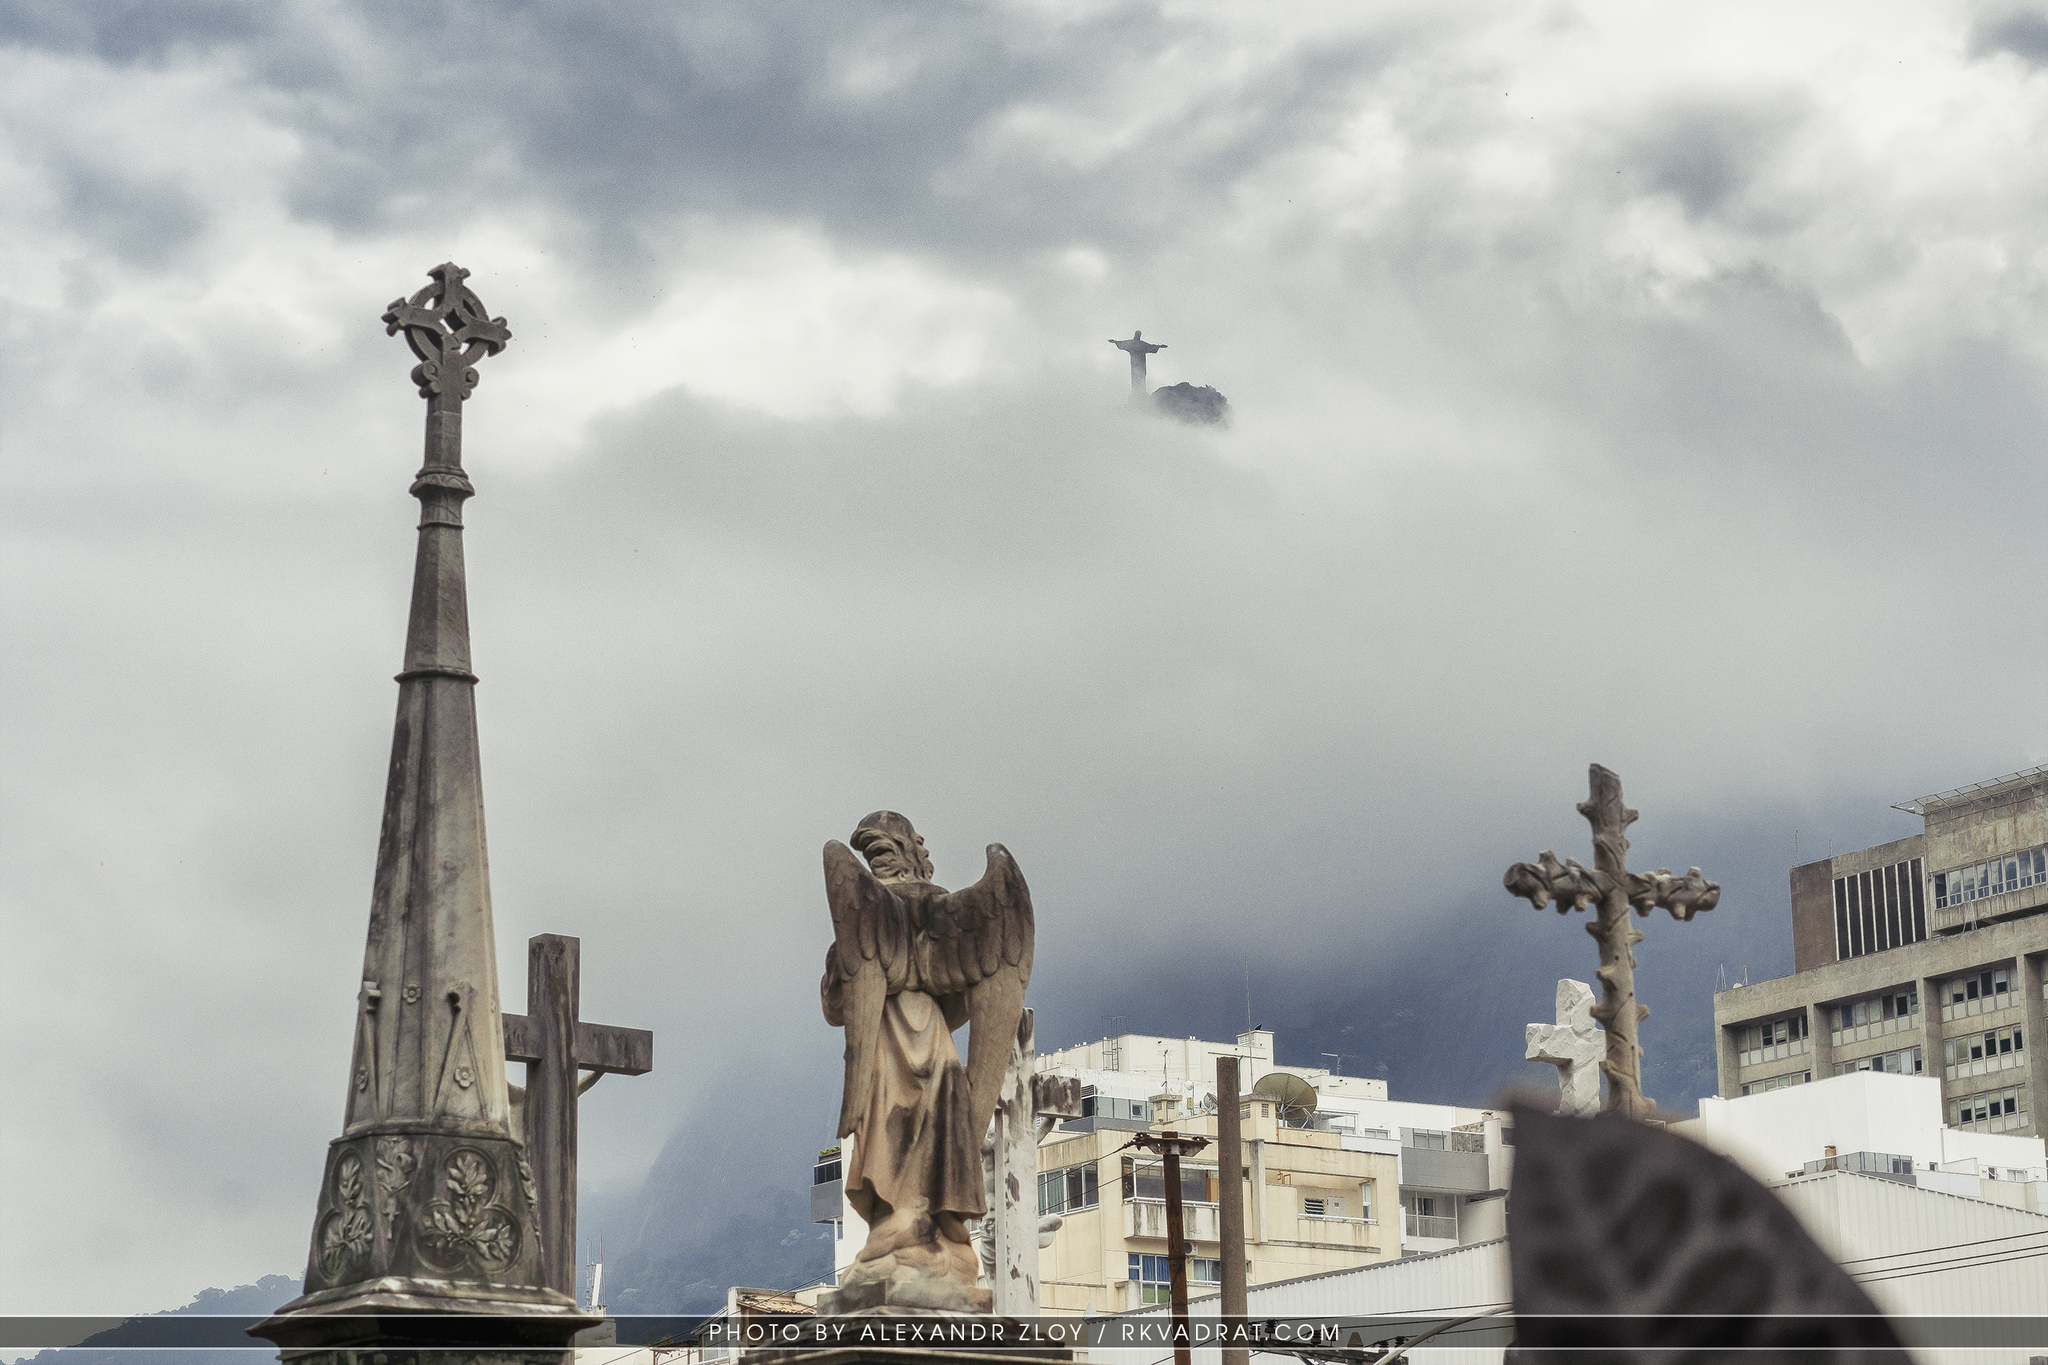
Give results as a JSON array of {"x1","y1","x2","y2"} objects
[{"x1": 501, "y1": 933, "x2": 653, "y2": 1297}]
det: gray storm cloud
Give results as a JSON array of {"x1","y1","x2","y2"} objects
[{"x1": 6, "y1": 0, "x2": 2048, "y2": 1318}]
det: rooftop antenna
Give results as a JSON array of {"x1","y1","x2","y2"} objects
[
  {"x1": 1244, "y1": 961, "x2": 1252, "y2": 1034},
  {"x1": 1320, "y1": 1052, "x2": 1344, "y2": 1076},
  {"x1": 583, "y1": 1233, "x2": 606, "y2": 1314},
  {"x1": 1794, "y1": 828, "x2": 1800, "y2": 864}
]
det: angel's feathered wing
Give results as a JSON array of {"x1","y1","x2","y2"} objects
[
  {"x1": 821, "y1": 840, "x2": 907, "y2": 1139},
  {"x1": 820, "y1": 840, "x2": 1034, "y2": 1147},
  {"x1": 926, "y1": 844, "x2": 1034, "y2": 1145}
]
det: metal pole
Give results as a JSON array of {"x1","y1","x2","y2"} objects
[
  {"x1": 1163, "y1": 1132, "x2": 1191, "y2": 1365},
  {"x1": 1215, "y1": 1059, "x2": 1248, "y2": 1365}
]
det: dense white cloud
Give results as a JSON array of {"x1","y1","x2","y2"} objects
[{"x1": 9, "y1": 0, "x2": 2048, "y2": 1319}]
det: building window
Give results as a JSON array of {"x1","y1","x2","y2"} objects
[
  {"x1": 1739, "y1": 1071, "x2": 1810, "y2": 1096},
  {"x1": 1944, "y1": 1027, "x2": 2024, "y2": 1066},
  {"x1": 1832, "y1": 1046, "x2": 1921, "y2": 1076},
  {"x1": 1947, "y1": 967, "x2": 2011, "y2": 1005},
  {"x1": 1833, "y1": 858, "x2": 1926, "y2": 961},
  {"x1": 1950, "y1": 1085, "x2": 2027, "y2": 1125},
  {"x1": 1933, "y1": 848, "x2": 2048, "y2": 911},
  {"x1": 1121, "y1": 1157, "x2": 1212, "y2": 1204},
  {"x1": 1080, "y1": 1087, "x2": 1152, "y2": 1124},
  {"x1": 1737, "y1": 1014, "x2": 1808, "y2": 1066},
  {"x1": 1403, "y1": 1194, "x2": 1456, "y2": 1239},
  {"x1": 1830, "y1": 988, "x2": 1917, "y2": 1034},
  {"x1": 813, "y1": 1148, "x2": 841, "y2": 1185},
  {"x1": 1038, "y1": 1162, "x2": 1099, "y2": 1216},
  {"x1": 1127, "y1": 1253, "x2": 1220, "y2": 1303}
]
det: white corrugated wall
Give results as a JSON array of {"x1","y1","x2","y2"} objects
[
  {"x1": 1110, "y1": 1240, "x2": 1508, "y2": 1365},
  {"x1": 1774, "y1": 1171, "x2": 2048, "y2": 1365},
  {"x1": 1100, "y1": 1172, "x2": 2048, "y2": 1365}
]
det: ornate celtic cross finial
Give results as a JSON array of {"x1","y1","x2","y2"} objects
[
  {"x1": 382, "y1": 263, "x2": 511, "y2": 401},
  {"x1": 1503, "y1": 764, "x2": 1720, "y2": 1120}
]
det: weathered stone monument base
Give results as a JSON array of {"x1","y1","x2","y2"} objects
[
  {"x1": 777, "y1": 1350, "x2": 1070, "y2": 1365},
  {"x1": 253, "y1": 1266, "x2": 594, "y2": 1365},
  {"x1": 288, "y1": 1126, "x2": 558, "y2": 1298},
  {"x1": 275, "y1": 1350, "x2": 572, "y2": 1365}
]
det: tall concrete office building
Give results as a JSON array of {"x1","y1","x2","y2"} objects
[{"x1": 1714, "y1": 766, "x2": 2048, "y2": 1135}]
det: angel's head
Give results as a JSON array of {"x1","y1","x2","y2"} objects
[{"x1": 852, "y1": 810, "x2": 934, "y2": 884}]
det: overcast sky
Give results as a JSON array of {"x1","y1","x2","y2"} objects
[{"x1": 10, "y1": 0, "x2": 2048, "y2": 1318}]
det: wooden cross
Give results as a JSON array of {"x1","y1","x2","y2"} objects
[
  {"x1": 501, "y1": 933, "x2": 653, "y2": 1297},
  {"x1": 1503, "y1": 765, "x2": 1718, "y2": 1119}
]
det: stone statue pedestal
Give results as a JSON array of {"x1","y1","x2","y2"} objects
[
  {"x1": 817, "y1": 1277, "x2": 991, "y2": 1316},
  {"x1": 717, "y1": 1314, "x2": 1073, "y2": 1364}
]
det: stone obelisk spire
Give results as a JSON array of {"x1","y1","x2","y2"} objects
[{"x1": 254, "y1": 265, "x2": 593, "y2": 1363}]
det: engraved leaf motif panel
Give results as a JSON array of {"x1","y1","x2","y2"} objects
[
  {"x1": 317, "y1": 1151, "x2": 373, "y2": 1280},
  {"x1": 416, "y1": 1147, "x2": 520, "y2": 1274}
]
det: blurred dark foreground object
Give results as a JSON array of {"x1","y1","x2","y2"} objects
[{"x1": 1506, "y1": 1104, "x2": 1908, "y2": 1364}]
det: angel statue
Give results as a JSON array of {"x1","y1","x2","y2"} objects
[{"x1": 819, "y1": 811, "x2": 1034, "y2": 1314}]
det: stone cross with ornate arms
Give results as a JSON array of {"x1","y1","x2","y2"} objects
[
  {"x1": 1503, "y1": 765, "x2": 1719, "y2": 1119},
  {"x1": 253, "y1": 265, "x2": 600, "y2": 1365}
]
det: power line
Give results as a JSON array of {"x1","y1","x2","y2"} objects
[
  {"x1": 1836, "y1": 1225, "x2": 2048, "y2": 1264},
  {"x1": 1855, "y1": 1243, "x2": 2048, "y2": 1286}
]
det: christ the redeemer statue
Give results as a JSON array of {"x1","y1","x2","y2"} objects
[{"x1": 1110, "y1": 331, "x2": 1165, "y2": 397}]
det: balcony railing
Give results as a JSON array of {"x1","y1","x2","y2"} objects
[
  {"x1": 1126, "y1": 1198, "x2": 1220, "y2": 1244},
  {"x1": 1801, "y1": 1150, "x2": 1912, "y2": 1177},
  {"x1": 1286, "y1": 1212, "x2": 1378, "y2": 1248},
  {"x1": 1402, "y1": 1129, "x2": 1485, "y2": 1152},
  {"x1": 1405, "y1": 1212, "x2": 1457, "y2": 1239}
]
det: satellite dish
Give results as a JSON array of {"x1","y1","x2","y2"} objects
[{"x1": 1250, "y1": 1072, "x2": 1318, "y2": 1125}]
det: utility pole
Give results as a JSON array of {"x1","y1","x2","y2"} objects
[
  {"x1": 1134, "y1": 1129, "x2": 1209, "y2": 1365},
  {"x1": 1215, "y1": 1058, "x2": 1249, "y2": 1365}
]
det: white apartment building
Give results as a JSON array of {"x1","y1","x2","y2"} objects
[{"x1": 809, "y1": 1026, "x2": 1517, "y2": 1312}]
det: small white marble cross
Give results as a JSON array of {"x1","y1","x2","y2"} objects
[{"x1": 1527, "y1": 979, "x2": 1603, "y2": 1117}]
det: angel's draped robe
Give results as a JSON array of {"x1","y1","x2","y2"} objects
[{"x1": 844, "y1": 988, "x2": 985, "y2": 1232}]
